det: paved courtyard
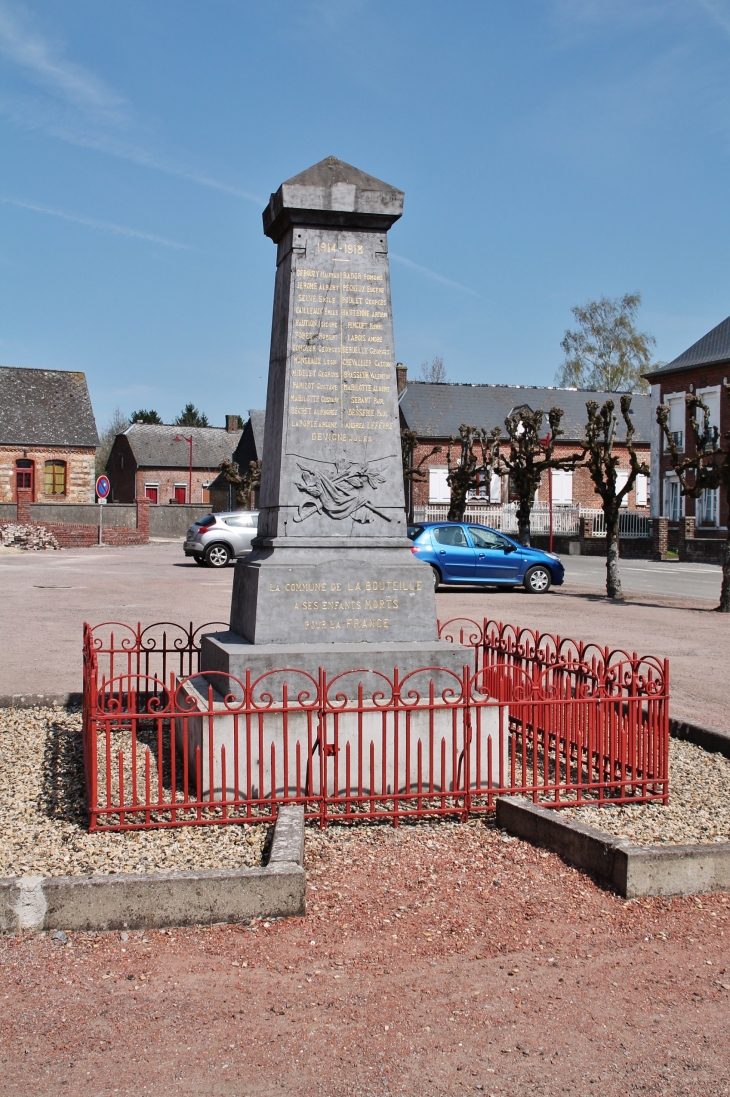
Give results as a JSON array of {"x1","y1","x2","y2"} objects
[
  {"x1": 1, "y1": 544, "x2": 729, "y2": 1095},
  {"x1": 0, "y1": 542, "x2": 727, "y2": 726},
  {"x1": 2, "y1": 821, "x2": 730, "y2": 1096}
]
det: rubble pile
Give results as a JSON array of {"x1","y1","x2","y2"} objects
[{"x1": 0, "y1": 523, "x2": 60, "y2": 551}]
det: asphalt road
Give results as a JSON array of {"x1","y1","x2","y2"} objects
[
  {"x1": 0, "y1": 542, "x2": 726, "y2": 709},
  {"x1": 560, "y1": 554, "x2": 723, "y2": 601}
]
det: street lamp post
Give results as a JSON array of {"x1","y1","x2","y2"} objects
[{"x1": 174, "y1": 434, "x2": 193, "y2": 503}]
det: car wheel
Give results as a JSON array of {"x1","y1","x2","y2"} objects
[
  {"x1": 193, "y1": 555, "x2": 205, "y2": 566},
  {"x1": 204, "y1": 543, "x2": 231, "y2": 568},
  {"x1": 431, "y1": 566, "x2": 441, "y2": 591},
  {"x1": 524, "y1": 565, "x2": 551, "y2": 593}
]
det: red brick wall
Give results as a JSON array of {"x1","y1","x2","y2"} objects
[
  {"x1": 39, "y1": 498, "x2": 150, "y2": 547},
  {"x1": 134, "y1": 469, "x2": 217, "y2": 505},
  {"x1": 656, "y1": 362, "x2": 729, "y2": 528},
  {"x1": 408, "y1": 439, "x2": 651, "y2": 510},
  {"x1": 0, "y1": 445, "x2": 96, "y2": 504}
]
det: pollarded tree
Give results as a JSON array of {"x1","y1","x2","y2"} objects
[
  {"x1": 218, "y1": 458, "x2": 262, "y2": 510},
  {"x1": 400, "y1": 428, "x2": 441, "y2": 522},
  {"x1": 446, "y1": 425, "x2": 500, "y2": 522},
  {"x1": 582, "y1": 395, "x2": 648, "y2": 599},
  {"x1": 657, "y1": 385, "x2": 730, "y2": 613},
  {"x1": 494, "y1": 407, "x2": 579, "y2": 546}
]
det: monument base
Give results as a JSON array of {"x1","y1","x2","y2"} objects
[
  {"x1": 228, "y1": 544, "x2": 438, "y2": 646},
  {"x1": 200, "y1": 632, "x2": 470, "y2": 701}
]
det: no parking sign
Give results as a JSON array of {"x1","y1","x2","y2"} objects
[{"x1": 96, "y1": 475, "x2": 111, "y2": 503}]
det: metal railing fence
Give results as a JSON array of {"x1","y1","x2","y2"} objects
[
  {"x1": 81, "y1": 619, "x2": 669, "y2": 832},
  {"x1": 413, "y1": 504, "x2": 652, "y2": 537}
]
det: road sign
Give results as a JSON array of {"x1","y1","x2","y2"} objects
[{"x1": 96, "y1": 475, "x2": 111, "y2": 500}]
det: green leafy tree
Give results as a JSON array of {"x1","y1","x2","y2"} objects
[
  {"x1": 96, "y1": 407, "x2": 129, "y2": 477},
  {"x1": 557, "y1": 293, "x2": 655, "y2": 393},
  {"x1": 493, "y1": 407, "x2": 579, "y2": 546},
  {"x1": 129, "y1": 408, "x2": 163, "y2": 424},
  {"x1": 657, "y1": 386, "x2": 730, "y2": 613},
  {"x1": 582, "y1": 396, "x2": 648, "y2": 599},
  {"x1": 446, "y1": 425, "x2": 500, "y2": 522},
  {"x1": 400, "y1": 428, "x2": 441, "y2": 521},
  {"x1": 174, "y1": 403, "x2": 209, "y2": 427}
]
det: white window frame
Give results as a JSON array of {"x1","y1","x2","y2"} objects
[
  {"x1": 635, "y1": 473, "x2": 649, "y2": 507},
  {"x1": 696, "y1": 386, "x2": 721, "y2": 443},
  {"x1": 429, "y1": 466, "x2": 451, "y2": 504},
  {"x1": 663, "y1": 474, "x2": 684, "y2": 521},
  {"x1": 664, "y1": 391, "x2": 686, "y2": 452},
  {"x1": 550, "y1": 469, "x2": 573, "y2": 506},
  {"x1": 615, "y1": 469, "x2": 630, "y2": 507},
  {"x1": 698, "y1": 487, "x2": 719, "y2": 527}
]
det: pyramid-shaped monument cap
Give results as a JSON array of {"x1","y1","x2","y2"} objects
[{"x1": 263, "y1": 156, "x2": 404, "y2": 241}]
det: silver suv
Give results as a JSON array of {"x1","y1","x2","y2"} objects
[{"x1": 184, "y1": 511, "x2": 259, "y2": 568}]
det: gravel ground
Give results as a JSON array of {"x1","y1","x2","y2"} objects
[
  {"x1": 0, "y1": 707, "x2": 267, "y2": 877},
  {"x1": 563, "y1": 737, "x2": 730, "y2": 845},
  {"x1": 2, "y1": 821, "x2": 730, "y2": 1096}
]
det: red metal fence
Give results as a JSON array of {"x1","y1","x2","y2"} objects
[{"x1": 82, "y1": 618, "x2": 669, "y2": 832}]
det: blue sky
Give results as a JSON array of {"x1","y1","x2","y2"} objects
[{"x1": 2, "y1": 0, "x2": 730, "y2": 430}]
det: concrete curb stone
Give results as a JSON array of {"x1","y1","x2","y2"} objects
[
  {"x1": 0, "y1": 693, "x2": 82, "y2": 709},
  {"x1": 496, "y1": 796, "x2": 730, "y2": 898},
  {"x1": 670, "y1": 716, "x2": 730, "y2": 759},
  {"x1": 0, "y1": 804, "x2": 305, "y2": 935}
]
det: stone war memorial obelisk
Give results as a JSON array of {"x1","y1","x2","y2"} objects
[{"x1": 202, "y1": 156, "x2": 464, "y2": 688}]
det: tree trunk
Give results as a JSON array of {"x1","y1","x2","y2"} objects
[
  {"x1": 718, "y1": 535, "x2": 730, "y2": 613},
  {"x1": 517, "y1": 499, "x2": 531, "y2": 547},
  {"x1": 447, "y1": 487, "x2": 468, "y2": 522},
  {"x1": 605, "y1": 513, "x2": 623, "y2": 599}
]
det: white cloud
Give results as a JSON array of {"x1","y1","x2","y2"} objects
[
  {"x1": 696, "y1": 0, "x2": 730, "y2": 37},
  {"x1": 0, "y1": 1, "x2": 262, "y2": 204},
  {"x1": 389, "y1": 252, "x2": 480, "y2": 297},
  {"x1": 0, "y1": 196, "x2": 190, "y2": 249},
  {"x1": 0, "y1": 1, "x2": 126, "y2": 120}
]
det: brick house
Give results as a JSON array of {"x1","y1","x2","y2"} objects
[
  {"x1": 397, "y1": 366, "x2": 651, "y2": 515},
  {"x1": 645, "y1": 315, "x2": 730, "y2": 533},
  {"x1": 0, "y1": 366, "x2": 98, "y2": 506},
  {"x1": 106, "y1": 418, "x2": 242, "y2": 504}
]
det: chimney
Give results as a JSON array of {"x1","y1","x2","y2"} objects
[
  {"x1": 396, "y1": 363, "x2": 407, "y2": 395},
  {"x1": 226, "y1": 414, "x2": 240, "y2": 433}
]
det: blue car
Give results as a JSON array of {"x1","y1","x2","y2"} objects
[{"x1": 407, "y1": 521, "x2": 565, "y2": 593}]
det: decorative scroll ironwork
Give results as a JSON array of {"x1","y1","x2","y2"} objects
[{"x1": 81, "y1": 618, "x2": 670, "y2": 833}]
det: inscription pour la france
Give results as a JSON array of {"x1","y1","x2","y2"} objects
[
  {"x1": 289, "y1": 246, "x2": 394, "y2": 442},
  {"x1": 267, "y1": 576, "x2": 425, "y2": 632}
]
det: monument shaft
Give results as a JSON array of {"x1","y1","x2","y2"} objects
[{"x1": 228, "y1": 158, "x2": 439, "y2": 647}]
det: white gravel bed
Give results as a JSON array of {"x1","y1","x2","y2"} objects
[
  {"x1": 563, "y1": 738, "x2": 730, "y2": 845},
  {"x1": 0, "y1": 707, "x2": 268, "y2": 877}
]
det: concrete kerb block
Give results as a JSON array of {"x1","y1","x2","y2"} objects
[
  {"x1": 0, "y1": 804, "x2": 306, "y2": 935},
  {"x1": 0, "y1": 693, "x2": 82, "y2": 710},
  {"x1": 496, "y1": 796, "x2": 730, "y2": 898}
]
